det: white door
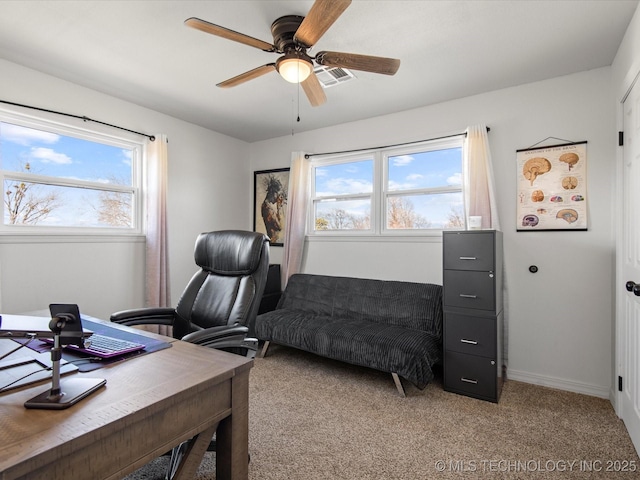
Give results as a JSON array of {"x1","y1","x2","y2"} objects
[{"x1": 620, "y1": 73, "x2": 640, "y2": 453}]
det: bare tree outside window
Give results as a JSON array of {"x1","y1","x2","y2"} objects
[
  {"x1": 446, "y1": 207, "x2": 465, "y2": 228},
  {"x1": 96, "y1": 190, "x2": 132, "y2": 227},
  {"x1": 317, "y1": 208, "x2": 370, "y2": 230},
  {"x1": 91, "y1": 176, "x2": 132, "y2": 227},
  {"x1": 315, "y1": 217, "x2": 329, "y2": 230},
  {"x1": 387, "y1": 197, "x2": 431, "y2": 229},
  {"x1": 4, "y1": 163, "x2": 59, "y2": 225}
]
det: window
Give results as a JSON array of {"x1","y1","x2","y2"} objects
[
  {"x1": 0, "y1": 113, "x2": 143, "y2": 234},
  {"x1": 310, "y1": 137, "x2": 464, "y2": 235},
  {"x1": 313, "y1": 157, "x2": 374, "y2": 231}
]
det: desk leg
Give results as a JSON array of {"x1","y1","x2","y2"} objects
[
  {"x1": 170, "y1": 423, "x2": 218, "y2": 480},
  {"x1": 216, "y1": 369, "x2": 250, "y2": 480}
]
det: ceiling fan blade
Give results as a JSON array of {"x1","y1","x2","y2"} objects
[
  {"x1": 217, "y1": 64, "x2": 277, "y2": 88},
  {"x1": 315, "y1": 51, "x2": 400, "y2": 75},
  {"x1": 301, "y1": 72, "x2": 327, "y2": 107},
  {"x1": 294, "y1": 0, "x2": 351, "y2": 48},
  {"x1": 185, "y1": 17, "x2": 275, "y2": 52}
]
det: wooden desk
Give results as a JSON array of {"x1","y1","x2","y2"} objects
[{"x1": 0, "y1": 331, "x2": 252, "y2": 480}]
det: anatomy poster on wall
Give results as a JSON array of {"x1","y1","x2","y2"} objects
[{"x1": 516, "y1": 141, "x2": 587, "y2": 231}]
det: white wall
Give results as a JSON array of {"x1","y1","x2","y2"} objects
[
  {"x1": 0, "y1": 59, "x2": 250, "y2": 320},
  {"x1": 250, "y1": 67, "x2": 616, "y2": 397}
]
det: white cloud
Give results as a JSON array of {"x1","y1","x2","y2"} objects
[
  {"x1": 318, "y1": 177, "x2": 373, "y2": 196},
  {"x1": 2, "y1": 123, "x2": 59, "y2": 146},
  {"x1": 391, "y1": 155, "x2": 414, "y2": 167},
  {"x1": 407, "y1": 173, "x2": 423, "y2": 181},
  {"x1": 30, "y1": 147, "x2": 72, "y2": 164},
  {"x1": 121, "y1": 149, "x2": 132, "y2": 166},
  {"x1": 388, "y1": 180, "x2": 417, "y2": 190},
  {"x1": 448, "y1": 172, "x2": 462, "y2": 185}
]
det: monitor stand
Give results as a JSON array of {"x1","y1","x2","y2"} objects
[{"x1": 24, "y1": 316, "x2": 105, "y2": 409}]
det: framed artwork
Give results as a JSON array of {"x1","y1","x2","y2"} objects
[
  {"x1": 254, "y1": 168, "x2": 290, "y2": 246},
  {"x1": 516, "y1": 141, "x2": 587, "y2": 231}
]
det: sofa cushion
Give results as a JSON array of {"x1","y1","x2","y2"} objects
[
  {"x1": 278, "y1": 274, "x2": 443, "y2": 338},
  {"x1": 255, "y1": 310, "x2": 441, "y2": 389}
]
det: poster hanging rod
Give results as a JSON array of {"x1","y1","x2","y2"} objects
[
  {"x1": 304, "y1": 126, "x2": 490, "y2": 159},
  {"x1": 0, "y1": 99, "x2": 155, "y2": 141},
  {"x1": 517, "y1": 137, "x2": 586, "y2": 152}
]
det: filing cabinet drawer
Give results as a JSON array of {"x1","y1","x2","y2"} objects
[
  {"x1": 445, "y1": 351, "x2": 497, "y2": 401},
  {"x1": 444, "y1": 313, "x2": 496, "y2": 357},
  {"x1": 443, "y1": 231, "x2": 495, "y2": 271},
  {"x1": 443, "y1": 270, "x2": 496, "y2": 311}
]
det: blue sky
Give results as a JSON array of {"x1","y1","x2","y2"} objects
[{"x1": 0, "y1": 122, "x2": 132, "y2": 184}]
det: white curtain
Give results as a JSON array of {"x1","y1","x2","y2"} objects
[
  {"x1": 463, "y1": 125, "x2": 500, "y2": 230},
  {"x1": 281, "y1": 151, "x2": 309, "y2": 289},
  {"x1": 463, "y1": 124, "x2": 508, "y2": 363},
  {"x1": 145, "y1": 134, "x2": 171, "y2": 335}
]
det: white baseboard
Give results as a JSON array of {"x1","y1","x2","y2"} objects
[
  {"x1": 507, "y1": 369, "x2": 610, "y2": 399},
  {"x1": 610, "y1": 387, "x2": 619, "y2": 414}
]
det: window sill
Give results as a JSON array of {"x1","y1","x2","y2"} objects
[
  {"x1": 306, "y1": 233, "x2": 444, "y2": 243},
  {"x1": 0, "y1": 233, "x2": 146, "y2": 244}
]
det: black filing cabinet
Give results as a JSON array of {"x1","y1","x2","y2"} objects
[{"x1": 443, "y1": 230, "x2": 504, "y2": 403}]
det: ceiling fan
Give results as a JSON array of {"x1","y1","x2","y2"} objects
[{"x1": 184, "y1": 0, "x2": 400, "y2": 107}]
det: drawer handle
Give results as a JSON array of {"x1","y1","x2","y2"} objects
[
  {"x1": 460, "y1": 339, "x2": 478, "y2": 345},
  {"x1": 459, "y1": 256, "x2": 477, "y2": 260},
  {"x1": 461, "y1": 377, "x2": 478, "y2": 384},
  {"x1": 459, "y1": 294, "x2": 477, "y2": 298}
]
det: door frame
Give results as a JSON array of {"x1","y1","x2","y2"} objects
[{"x1": 615, "y1": 67, "x2": 640, "y2": 419}]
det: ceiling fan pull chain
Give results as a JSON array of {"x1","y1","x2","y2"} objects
[{"x1": 297, "y1": 81, "x2": 301, "y2": 123}]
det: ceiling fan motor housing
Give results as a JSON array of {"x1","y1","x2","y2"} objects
[{"x1": 271, "y1": 15, "x2": 305, "y2": 53}]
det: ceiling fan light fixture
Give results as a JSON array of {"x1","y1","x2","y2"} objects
[{"x1": 276, "y1": 54, "x2": 312, "y2": 83}]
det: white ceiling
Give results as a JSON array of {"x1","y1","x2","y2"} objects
[{"x1": 0, "y1": 1, "x2": 637, "y2": 143}]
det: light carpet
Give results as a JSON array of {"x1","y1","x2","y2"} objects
[{"x1": 126, "y1": 344, "x2": 639, "y2": 479}]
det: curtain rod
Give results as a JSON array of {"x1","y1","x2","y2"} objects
[
  {"x1": 0, "y1": 99, "x2": 155, "y2": 141},
  {"x1": 304, "y1": 126, "x2": 490, "y2": 159}
]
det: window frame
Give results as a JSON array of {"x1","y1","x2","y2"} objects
[
  {"x1": 308, "y1": 136, "x2": 465, "y2": 238},
  {"x1": 0, "y1": 109, "x2": 145, "y2": 237},
  {"x1": 309, "y1": 152, "x2": 377, "y2": 236}
]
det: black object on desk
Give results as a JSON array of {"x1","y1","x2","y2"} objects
[{"x1": 24, "y1": 313, "x2": 106, "y2": 410}]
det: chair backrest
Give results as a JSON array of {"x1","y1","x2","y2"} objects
[{"x1": 173, "y1": 230, "x2": 270, "y2": 339}]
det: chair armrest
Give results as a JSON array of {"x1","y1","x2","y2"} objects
[
  {"x1": 110, "y1": 307, "x2": 176, "y2": 327},
  {"x1": 181, "y1": 324, "x2": 248, "y2": 345},
  {"x1": 182, "y1": 325, "x2": 258, "y2": 358}
]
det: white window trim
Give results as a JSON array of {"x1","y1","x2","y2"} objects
[
  {"x1": 0, "y1": 108, "x2": 145, "y2": 238},
  {"x1": 308, "y1": 136, "x2": 465, "y2": 238}
]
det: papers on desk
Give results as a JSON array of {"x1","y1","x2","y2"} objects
[{"x1": 0, "y1": 353, "x2": 78, "y2": 394}]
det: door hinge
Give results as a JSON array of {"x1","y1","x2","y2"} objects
[
  {"x1": 619, "y1": 131, "x2": 624, "y2": 146},
  {"x1": 619, "y1": 375, "x2": 623, "y2": 392}
]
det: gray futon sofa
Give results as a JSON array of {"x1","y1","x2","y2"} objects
[{"x1": 255, "y1": 273, "x2": 443, "y2": 396}]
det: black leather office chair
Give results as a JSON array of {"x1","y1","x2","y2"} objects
[
  {"x1": 110, "y1": 229, "x2": 270, "y2": 479},
  {"x1": 111, "y1": 229, "x2": 270, "y2": 347}
]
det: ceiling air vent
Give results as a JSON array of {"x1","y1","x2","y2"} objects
[{"x1": 314, "y1": 65, "x2": 356, "y2": 88}]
